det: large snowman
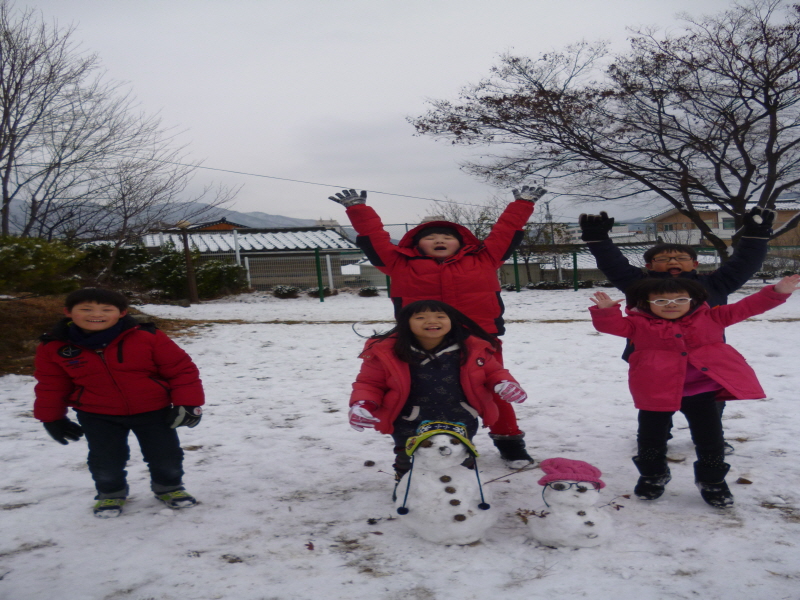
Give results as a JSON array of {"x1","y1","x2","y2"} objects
[
  {"x1": 394, "y1": 421, "x2": 496, "y2": 545},
  {"x1": 527, "y1": 457, "x2": 613, "y2": 548}
]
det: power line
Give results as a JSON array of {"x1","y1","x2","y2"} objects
[{"x1": 132, "y1": 156, "x2": 499, "y2": 210}]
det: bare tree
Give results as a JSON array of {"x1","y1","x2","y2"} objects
[
  {"x1": 412, "y1": 0, "x2": 800, "y2": 261},
  {"x1": 0, "y1": 1, "x2": 236, "y2": 250}
]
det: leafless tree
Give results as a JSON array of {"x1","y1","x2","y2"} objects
[
  {"x1": 0, "y1": 1, "x2": 237, "y2": 257},
  {"x1": 412, "y1": 0, "x2": 800, "y2": 261}
]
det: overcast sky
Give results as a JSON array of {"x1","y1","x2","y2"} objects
[{"x1": 20, "y1": 0, "x2": 738, "y2": 225}]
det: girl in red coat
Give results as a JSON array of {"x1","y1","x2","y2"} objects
[
  {"x1": 590, "y1": 275, "x2": 800, "y2": 508},
  {"x1": 348, "y1": 300, "x2": 528, "y2": 480},
  {"x1": 330, "y1": 186, "x2": 545, "y2": 466}
]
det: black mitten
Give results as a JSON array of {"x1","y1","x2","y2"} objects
[
  {"x1": 579, "y1": 212, "x2": 614, "y2": 242},
  {"x1": 741, "y1": 206, "x2": 776, "y2": 238},
  {"x1": 43, "y1": 419, "x2": 84, "y2": 445},
  {"x1": 166, "y1": 406, "x2": 203, "y2": 429}
]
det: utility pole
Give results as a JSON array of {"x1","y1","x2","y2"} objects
[
  {"x1": 544, "y1": 201, "x2": 561, "y2": 282},
  {"x1": 177, "y1": 222, "x2": 200, "y2": 304}
]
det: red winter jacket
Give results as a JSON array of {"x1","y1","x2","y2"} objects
[
  {"x1": 34, "y1": 317, "x2": 205, "y2": 422},
  {"x1": 589, "y1": 285, "x2": 790, "y2": 411},
  {"x1": 350, "y1": 336, "x2": 517, "y2": 434},
  {"x1": 345, "y1": 200, "x2": 534, "y2": 334}
]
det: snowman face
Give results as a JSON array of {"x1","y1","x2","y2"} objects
[
  {"x1": 413, "y1": 434, "x2": 470, "y2": 469},
  {"x1": 543, "y1": 480, "x2": 600, "y2": 508}
]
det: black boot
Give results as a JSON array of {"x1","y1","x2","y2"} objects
[
  {"x1": 489, "y1": 433, "x2": 534, "y2": 468},
  {"x1": 694, "y1": 457, "x2": 733, "y2": 509},
  {"x1": 633, "y1": 450, "x2": 671, "y2": 500}
]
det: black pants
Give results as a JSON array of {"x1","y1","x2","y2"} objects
[
  {"x1": 635, "y1": 392, "x2": 728, "y2": 482},
  {"x1": 638, "y1": 391, "x2": 725, "y2": 456},
  {"x1": 76, "y1": 408, "x2": 185, "y2": 498}
]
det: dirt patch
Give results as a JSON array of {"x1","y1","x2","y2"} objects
[{"x1": 0, "y1": 296, "x2": 205, "y2": 376}]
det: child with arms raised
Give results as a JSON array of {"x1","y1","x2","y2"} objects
[
  {"x1": 589, "y1": 275, "x2": 800, "y2": 508},
  {"x1": 348, "y1": 300, "x2": 527, "y2": 481},
  {"x1": 330, "y1": 186, "x2": 544, "y2": 466},
  {"x1": 34, "y1": 288, "x2": 205, "y2": 517}
]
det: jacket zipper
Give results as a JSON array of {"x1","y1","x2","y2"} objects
[{"x1": 96, "y1": 350, "x2": 132, "y2": 415}]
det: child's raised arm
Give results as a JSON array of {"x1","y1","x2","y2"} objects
[
  {"x1": 774, "y1": 274, "x2": 800, "y2": 294},
  {"x1": 590, "y1": 291, "x2": 624, "y2": 310}
]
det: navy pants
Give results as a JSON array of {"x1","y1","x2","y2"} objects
[
  {"x1": 76, "y1": 409, "x2": 184, "y2": 499},
  {"x1": 637, "y1": 391, "x2": 725, "y2": 457}
]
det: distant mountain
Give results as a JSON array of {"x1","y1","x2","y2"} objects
[{"x1": 200, "y1": 205, "x2": 317, "y2": 229}]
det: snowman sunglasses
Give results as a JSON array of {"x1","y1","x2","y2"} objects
[{"x1": 542, "y1": 481, "x2": 600, "y2": 507}]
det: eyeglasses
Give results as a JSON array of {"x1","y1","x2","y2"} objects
[
  {"x1": 647, "y1": 297, "x2": 692, "y2": 306},
  {"x1": 651, "y1": 256, "x2": 694, "y2": 264},
  {"x1": 545, "y1": 482, "x2": 598, "y2": 492}
]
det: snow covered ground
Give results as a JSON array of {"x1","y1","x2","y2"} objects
[{"x1": 2, "y1": 283, "x2": 799, "y2": 600}]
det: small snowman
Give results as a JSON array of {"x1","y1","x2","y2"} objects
[
  {"x1": 527, "y1": 457, "x2": 612, "y2": 548},
  {"x1": 394, "y1": 421, "x2": 496, "y2": 545}
]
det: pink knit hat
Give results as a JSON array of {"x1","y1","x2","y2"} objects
[{"x1": 537, "y1": 457, "x2": 606, "y2": 489}]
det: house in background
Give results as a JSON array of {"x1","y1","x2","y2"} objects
[
  {"x1": 141, "y1": 222, "x2": 379, "y2": 291},
  {"x1": 642, "y1": 200, "x2": 800, "y2": 248}
]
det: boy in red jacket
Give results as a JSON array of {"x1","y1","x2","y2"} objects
[
  {"x1": 589, "y1": 274, "x2": 799, "y2": 508},
  {"x1": 34, "y1": 288, "x2": 205, "y2": 517},
  {"x1": 330, "y1": 186, "x2": 545, "y2": 467}
]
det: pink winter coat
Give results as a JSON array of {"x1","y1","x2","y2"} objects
[
  {"x1": 345, "y1": 200, "x2": 534, "y2": 335},
  {"x1": 350, "y1": 336, "x2": 516, "y2": 434},
  {"x1": 589, "y1": 285, "x2": 790, "y2": 411}
]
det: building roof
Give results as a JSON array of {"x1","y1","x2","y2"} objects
[
  {"x1": 142, "y1": 227, "x2": 358, "y2": 253},
  {"x1": 166, "y1": 218, "x2": 254, "y2": 231},
  {"x1": 644, "y1": 198, "x2": 800, "y2": 222}
]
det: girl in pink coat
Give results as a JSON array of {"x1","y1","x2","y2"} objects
[
  {"x1": 590, "y1": 274, "x2": 800, "y2": 509},
  {"x1": 349, "y1": 300, "x2": 527, "y2": 481}
]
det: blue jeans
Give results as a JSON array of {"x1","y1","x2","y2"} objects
[{"x1": 75, "y1": 409, "x2": 184, "y2": 499}]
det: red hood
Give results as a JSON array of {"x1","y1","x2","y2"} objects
[{"x1": 398, "y1": 220, "x2": 482, "y2": 256}]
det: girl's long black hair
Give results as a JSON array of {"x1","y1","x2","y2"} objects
[
  {"x1": 371, "y1": 300, "x2": 499, "y2": 365},
  {"x1": 625, "y1": 278, "x2": 709, "y2": 313}
]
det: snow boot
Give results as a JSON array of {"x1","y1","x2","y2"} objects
[
  {"x1": 93, "y1": 497, "x2": 126, "y2": 518},
  {"x1": 490, "y1": 433, "x2": 534, "y2": 468},
  {"x1": 155, "y1": 489, "x2": 197, "y2": 509},
  {"x1": 633, "y1": 452, "x2": 671, "y2": 500},
  {"x1": 694, "y1": 458, "x2": 733, "y2": 509}
]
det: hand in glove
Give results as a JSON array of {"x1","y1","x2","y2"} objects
[
  {"x1": 348, "y1": 400, "x2": 380, "y2": 431},
  {"x1": 43, "y1": 418, "x2": 84, "y2": 445},
  {"x1": 494, "y1": 381, "x2": 527, "y2": 404},
  {"x1": 512, "y1": 185, "x2": 547, "y2": 204},
  {"x1": 579, "y1": 211, "x2": 615, "y2": 242},
  {"x1": 741, "y1": 206, "x2": 776, "y2": 238},
  {"x1": 166, "y1": 406, "x2": 203, "y2": 429},
  {"x1": 328, "y1": 189, "x2": 367, "y2": 207}
]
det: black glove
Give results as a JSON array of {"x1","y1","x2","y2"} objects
[
  {"x1": 741, "y1": 206, "x2": 776, "y2": 238},
  {"x1": 511, "y1": 185, "x2": 547, "y2": 203},
  {"x1": 579, "y1": 211, "x2": 614, "y2": 242},
  {"x1": 43, "y1": 419, "x2": 84, "y2": 445},
  {"x1": 166, "y1": 406, "x2": 203, "y2": 429},
  {"x1": 328, "y1": 189, "x2": 367, "y2": 207}
]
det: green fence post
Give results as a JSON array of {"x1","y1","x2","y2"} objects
[
  {"x1": 314, "y1": 248, "x2": 325, "y2": 302},
  {"x1": 512, "y1": 250, "x2": 521, "y2": 292},
  {"x1": 573, "y1": 252, "x2": 579, "y2": 291},
  {"x1": 386, "y1": 275, "x2": 391, "y2": 296}
]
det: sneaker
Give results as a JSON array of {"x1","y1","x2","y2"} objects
[
  {"x1": 634, "y1": 472, "x2": 672, "y2": 500},
  {"x1": 696, "y1": 481, "x2": 734, "y2": 508},
  {"x1": 93, "y1": 498, "x2": 126, "y2": 518},
  {"x1": 155, "y1": 489, "x2": 197, "y2": 509}
]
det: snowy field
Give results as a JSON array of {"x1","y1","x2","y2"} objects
[{"x1": 2, "y1": 283, "x2": 799, "y2": 600}]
